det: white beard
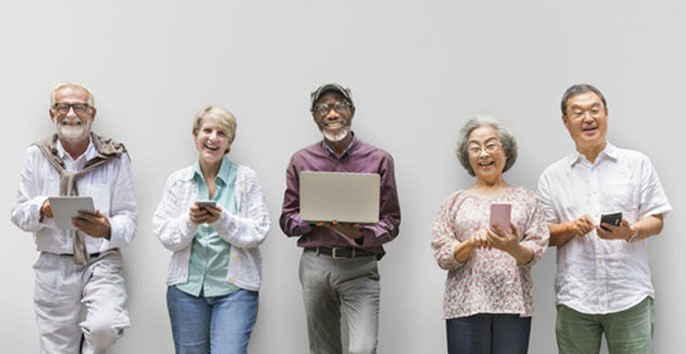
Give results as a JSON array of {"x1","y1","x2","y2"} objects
[
  {"x1": 322, "y1": 125, "x2": 350, "y2": 142},
  {"x1": 56, "y1": 119, "x2": 92, "y2": 145}
]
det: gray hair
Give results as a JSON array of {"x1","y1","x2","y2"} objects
[
  {"x1": 561, "y1": 84, "x2": 607, "y2": 115},
  {"x1": 50, "y1": 82, "x2": 95, "y2": 107},
  {"x1": 455, "y1": 115, "x2": 518, "y2": 177}
]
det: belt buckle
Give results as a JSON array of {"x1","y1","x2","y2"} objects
[{"x1": 331, "y1": 247, "x2": 346, "y2": 259}]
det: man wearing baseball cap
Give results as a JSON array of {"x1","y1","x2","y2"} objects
[{"x1": 280, "y1": 83, "x2": 401, "y2": 354}]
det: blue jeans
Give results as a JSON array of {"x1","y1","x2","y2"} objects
[
  {"x1": 446, "y1": 314, "x2": 531, "y2": 354},
  {"x1": 166, "y1": 286, "x2": 258, "y2": 354}
]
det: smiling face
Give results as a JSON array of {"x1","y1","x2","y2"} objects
[
  {"x1": 466, "y1": 125, "x2": 507, "y2": 184},
  {"x1": 49, "y1": 86, "x2": 95, "y2": 147},
  {"x1": 563, "y1": 91, "x2": 608, "y2": 153},
  {"x1": 194, "y1": 118, "x2": 232, "y2": 166},
  {"x1": 312, "y1": 91, "x2": 354, "y2": 142}
]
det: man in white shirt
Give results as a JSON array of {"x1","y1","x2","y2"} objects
[
  {"x1": 537, "y1": 84, "x2": 672, "y2": 354},
  {"x1": 11, "y1": 83, "x2": 137, "y2": 354}
]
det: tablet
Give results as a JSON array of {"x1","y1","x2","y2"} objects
[
  {"x1": 48, "y1": 196, "x2": 95, "y2": 230},
  {"x1": 299, "y1": 171, "x2": 380, "y2": 224}
]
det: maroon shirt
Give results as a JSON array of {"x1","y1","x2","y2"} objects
[{"x1": 279, "y1": 135, "x2": 401, "y2": 258}]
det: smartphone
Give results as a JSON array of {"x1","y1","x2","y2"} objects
[
  {"x1": 490, "y1": 202, "x2": 511, "y2": 231},
  {"x1": 600, "y1": 212, "x2": 622, "y2": 231},
  {"x1": 196, "y1": 200, "x2": 216, "y2": 210}
]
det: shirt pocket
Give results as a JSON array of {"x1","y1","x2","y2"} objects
[
  {"x1": 77, "y1": 183, "x2": 112, "y2": 215},
  {"x1": 607, "y1": 170, "x2": 639, "y2": 222}
]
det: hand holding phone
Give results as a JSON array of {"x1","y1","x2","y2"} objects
[
  {"x1": 196, "y1": 200, "x2": 217, "y2": 210},
  {"x1": 600, "y1": 212, "x2": 622, "y2": 232}
]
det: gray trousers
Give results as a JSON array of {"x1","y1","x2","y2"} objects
[
  {"x1": 33, "y1": 249, "x2": 129, "y2": 354},
  {"x1": 299, "y1": 250, "x2": 380, "y2": 354}
]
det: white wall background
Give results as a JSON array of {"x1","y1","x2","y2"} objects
[{"x1": 1, "y1": 1, "x2": 684, "y2": 353}]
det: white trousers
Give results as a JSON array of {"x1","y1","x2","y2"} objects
[{"x1": 33, "y1": 249, "x2": 130, "y2": 354}]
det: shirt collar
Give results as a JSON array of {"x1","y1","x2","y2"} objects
[
  {"x1": 569, "y1": 141, "x2": 618, "y2": 167},
  {"x1": 193, "y1": 155, "x2": 231, "y2": 186},
  {"x1": 320, "y1": 132, "x2": 358, "y2": 158},
  {"x1": 55, "y1": 136, "x2": 97, "y2": 162}
]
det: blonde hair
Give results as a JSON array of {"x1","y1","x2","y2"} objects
[
  {"x1": 50, "y1": 82, "x2": 95, "y2": 107},
  {"x1": 192, "y1": 106, "x2": 237, "y2": 152}
]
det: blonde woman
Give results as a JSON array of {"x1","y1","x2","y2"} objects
[{"x1": 153, "y1": 106, "x2": 269, "y2": 354}]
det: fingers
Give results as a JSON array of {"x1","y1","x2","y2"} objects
[
  {"x1": 41, "y1": 200, "x2": 53, "y2": 218},
  {"x1": 509, "y1": 223, "x2": 518, "y2": 237}
]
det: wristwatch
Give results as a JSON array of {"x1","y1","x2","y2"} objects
[{"x1": 626, "y1": 223, "x2": 639, "y2": 243}]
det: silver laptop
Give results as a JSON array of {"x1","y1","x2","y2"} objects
[{"x1": 299, "y1": 171, "x2": 380, "y2": 224}]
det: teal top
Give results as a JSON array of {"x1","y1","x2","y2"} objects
[{"x1": 177, "y1": 156, "x2": 240, "y2": 297}]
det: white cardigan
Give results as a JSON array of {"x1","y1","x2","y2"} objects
[{"x1": 152, "y1": 164, "x2": 270, "y2": 292}]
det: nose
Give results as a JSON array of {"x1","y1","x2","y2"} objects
[
  {"x1": 324, "y1": 108, "x2": 340, "y2": 120},
  {"x1": 66, "y1": 105, "x2": 78, "y2": 118}
]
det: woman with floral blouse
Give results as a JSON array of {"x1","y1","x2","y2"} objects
[{"x1": 431, "y1": 115, "x2": 549, "y2": 354}]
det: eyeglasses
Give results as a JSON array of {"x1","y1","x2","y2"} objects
[
  {"x1": 52, "y1": 103, "x2": 91, "y2": 115},
  {"x1": 312, "y1": 101, "x2": 352, "y2": 116},
  {"x1": 568, "y1": 108, "x2": 604, "y2": 120},
  {"x1": 468, "y1": 141, "x2": 501, "y2": 155}
]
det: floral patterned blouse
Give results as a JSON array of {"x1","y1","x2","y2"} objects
[{"x1": 431, "y1": 186, "x2": 549, "y2": 319}]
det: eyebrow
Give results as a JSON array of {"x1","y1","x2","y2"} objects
[{"x1": 468, "y1": 136, "x2": 499, "y2": 145}]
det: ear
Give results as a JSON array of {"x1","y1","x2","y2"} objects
[
  {"x1": 90, "y1": 107, "x2": 97, "y2": 121},
  {"x1": 561, "y1": 114, "x2": 568, "y2": 124},
  {"x1": 49, "y1": 108, "x2": 55, "y2": 122}
]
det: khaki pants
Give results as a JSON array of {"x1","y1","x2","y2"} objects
[
  {"x1": 33, "y1": 250, "x2": 129, "y2": 354},
  {"x1": 299, "y1": 250, "x2": 380, "y2": 354}
]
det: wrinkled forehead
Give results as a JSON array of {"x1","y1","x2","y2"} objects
[
  {"x1": 54, "y1": 85, "x2": 90, "y2": 102},
  {"x1": 315, "y1": 90, "x2": 348, "y2": 105},
  {"x1": 567, "y1": 91, "x2": 605, "y2": 110},
  {"x1": 468, "y1": 125, "x2": 500, "y2": 144}
]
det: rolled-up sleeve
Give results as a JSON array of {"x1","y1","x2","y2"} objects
[
  {"x1": 279, "y1": 157, "x2": 313, "y2": 237},
  {"x1": 106, "y1": 155, "x2": 138, "y2": 249},
  {"x1": 359, "y1": 153, "x2": 401, "y2": 247},
  {"x1": 519, "y1": 194, "x2": 550, "y2": 267},
  {"x1": 431, "y1": 192, "x2": 463, "y2": 271}
]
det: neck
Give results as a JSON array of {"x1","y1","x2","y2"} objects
[
  {"x1": 577, "y1": 140, "x2": 607, "y2": 164},
  {"x1": 60, "y1": 138, "x2": 89, "y2": 160},
  {"x1": 325, "y1": 133, "x2": 353, "y2": 157},
  {"x1": 199, "y1": 158, "x2": 222, "y2": 181},
  {"x1": 474, "y1": 175, "x2": 508, "y2": 190}
]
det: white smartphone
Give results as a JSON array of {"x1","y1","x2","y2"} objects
[
  {"x1": 196, "y1": 200, "x2": 216, "y2": 210},
  {"x1": 490, "y1": 202, "x2": 511, "y2": 231}
]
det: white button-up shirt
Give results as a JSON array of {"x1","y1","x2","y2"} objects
[
  {"x1": 11, "y1": 138, "x2": 138, "y2": 254},
  {"x1": 537, "y1": 142, "x2": 672, "y2": 314}
]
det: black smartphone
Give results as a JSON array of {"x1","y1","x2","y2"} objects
[{"x1": 600, "y1": 212, "x2": 622, "y2": 231}]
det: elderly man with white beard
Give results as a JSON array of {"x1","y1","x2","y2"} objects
[
  {"x1": 11, "y1": 82, "x2": 137, "y2": 354},
  {"x1": 280, "y1": 83, "x2": 401, "y2": 354}
]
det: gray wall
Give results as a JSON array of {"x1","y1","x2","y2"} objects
[{"x1": 1, "y1": 1, "x2": 684, "y2": 353}]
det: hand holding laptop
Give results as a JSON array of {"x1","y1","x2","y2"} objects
[{"x1": 316, "y1": 220, "x2": 363, "y2": 240}]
